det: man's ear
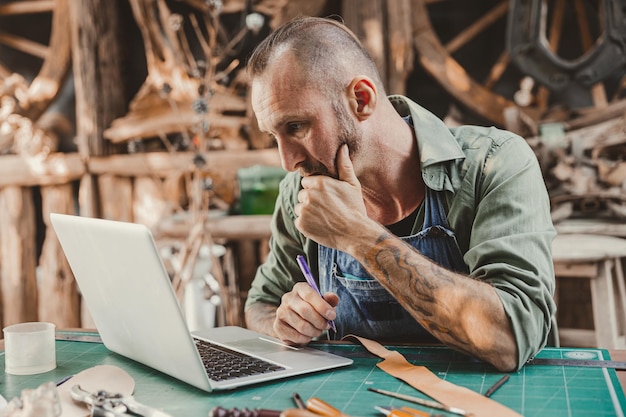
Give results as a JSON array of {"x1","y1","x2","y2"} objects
[{"x1": 347, "y1": 77, "x2": 377, "y2": 120}]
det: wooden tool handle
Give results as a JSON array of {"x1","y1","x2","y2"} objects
[{"x1": 305, "y1": 397, "x2": 346, "y2": 417}]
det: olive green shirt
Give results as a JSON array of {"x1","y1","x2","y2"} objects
[{"x1": 245, "y1": 95, "x2": 556, "y2": 369}]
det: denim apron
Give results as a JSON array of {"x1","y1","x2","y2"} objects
[{"x1": 318, "y1": 187, "x2": 469, "y2": 341}]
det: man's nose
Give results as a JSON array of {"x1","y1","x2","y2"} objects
[{"x1": 277, "y1": 139, "x2": 305, "y2": 172}]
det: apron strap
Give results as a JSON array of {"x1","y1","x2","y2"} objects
[{"x1": 423, "y1": 187, "x2": 450, "y2": 230}]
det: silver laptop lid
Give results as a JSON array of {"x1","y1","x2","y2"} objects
[
  {"x1": 50, "y1": 213, "x2": 213, "y2": 391},
  {"x1": 50, "y1": 213, "x2": 352, "y2": 392}
]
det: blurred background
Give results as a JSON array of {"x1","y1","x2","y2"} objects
[{"x1": 1, "y1": 0, "x2": 625, "y2": 348}]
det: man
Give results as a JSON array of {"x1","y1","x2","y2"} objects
[{"x1": 244, "y1": 16, "x2": 556, "y2": 372}]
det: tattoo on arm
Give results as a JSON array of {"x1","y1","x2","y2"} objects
[
  {"x1": 364, "y1": 231, "x2": 439, "y2": 298},
  {"x1": 362, "y1": 231, "x2": 470, "y2": 348}
]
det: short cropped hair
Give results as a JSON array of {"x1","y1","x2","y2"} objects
[{"x1": 246, "y1": 16, "x2": 385, "y2": 96}]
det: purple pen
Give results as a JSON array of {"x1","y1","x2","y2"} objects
[{"x1": 296, "y1": 255, "x2": 337, "y2": 332}]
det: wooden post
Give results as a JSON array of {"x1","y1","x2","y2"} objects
[
  {"x1": 341, "y1": 1, "x2": 413, "y2": 95},
  {"x1": 0, "y1": 186, "x2": 38, "y2": 326},
  {"x1": 98, "y1": 175, "x2": 133, "y2": 222},
  {"x1": 386, "y1": 0, "x2": 414, "y2": 95},
  {"x1": 38, "y1": 184, "x2": 80, "y2": 327},
  {"x1": 134, "y1": 176, "x2": 169, "y2": 228},
  {"x1": 78, "y1": 174, "x2": 98, "y2": 219},
  {"x1": 69, "y1": 0, "x2": 126, "y2": 158},
  {"x1": 342, "y1": 0, "x2": 388, "y2": 89},
  {"x1": 69, "y1": 0, "x2": 126, "y2": 217}
]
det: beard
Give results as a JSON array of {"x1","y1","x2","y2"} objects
[{"x1": 300, "y1": 101, "x2": 361, "y2": 179}]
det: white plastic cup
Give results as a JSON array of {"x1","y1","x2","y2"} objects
[{"x1": 3, "y1": 322, "x2": 56, "y2": 375}]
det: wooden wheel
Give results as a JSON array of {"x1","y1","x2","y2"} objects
[
  {"x1": 413, "y1": 0, "x2": 626, "y2": 134},
  {"x1": 0, "y1": 0, "x2": 71, "y2": 120}
]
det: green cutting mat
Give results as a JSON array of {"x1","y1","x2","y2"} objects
[{"x1": 1, "y1": 334, "x2": 625, "y2": 417}]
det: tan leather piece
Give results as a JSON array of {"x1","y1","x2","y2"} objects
[
  {"x1": 56, "y1": 365, "x2": 135, "y2": 417},
  {"x1": 349, "y1": 336, "x2": 522, "y2": 417}
]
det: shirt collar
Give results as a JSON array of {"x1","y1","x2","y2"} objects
[{"x1": 389, "y1": 95, "x2": 465, "y2": 191}]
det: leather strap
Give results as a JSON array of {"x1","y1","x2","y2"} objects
[{"x1": 349, "y1": 336, "x2": 522, "y2": 417}]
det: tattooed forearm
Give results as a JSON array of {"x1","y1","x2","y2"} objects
[
  {"x1": 364, "y1": 231, "x2": 445, "y2": 296},
  {"x1": 364, "y1": 232, "x2": 414, "y2": 286},
  {"x1": 361, "y1": 231, "x2": 472, "y2": 348},
  {"x1": 347, "y1": 224, "x2": 517, "y2": 371}
]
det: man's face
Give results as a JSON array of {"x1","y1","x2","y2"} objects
[{"x1": 251, "y1": 56, "x2": 361, "y2": 179}]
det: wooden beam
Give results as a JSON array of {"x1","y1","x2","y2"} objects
[
  {"x1": 20, "y1": 0, "x2": 71, "y2": 121},
  {"x1": 0, "y1": 153, "x2": 85, "y2": 188},
  {"x1": 0, "y1": 31, "x2": 48, "y2": 59},
  {"x1": 156, "y1": 214, "x2": 272, "y2": 241},
  {"x1": 412, "y1": 0, "x2": 513, "y2": 128},
  {"x1": 444, "y1": 0, "x2": 508, "y2": 54},
  {"x1": 104, "y1": 108, "x2": 247, "y2": 144},
  {"x1": 0, "y1": 1, "x2": 55, "y2": 15},
  {"x1": 87, "y1": 149, "x2": 281, "y2": 177}
]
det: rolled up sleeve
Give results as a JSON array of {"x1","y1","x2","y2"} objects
[{"x1": 460, "y1": 133, "x2": 556, "y2": 369}]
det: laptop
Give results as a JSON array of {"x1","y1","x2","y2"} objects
[{"x1": 49, "y1": 213, "x2": 352, "y2": 392}]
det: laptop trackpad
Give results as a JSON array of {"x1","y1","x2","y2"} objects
[{"x1": 226, "y1": 337, "x2": 299, "y2": 355}]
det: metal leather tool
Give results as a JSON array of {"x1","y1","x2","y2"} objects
[
  {"x1": 368, "y1": 388, "x2": 470, "y2": 417},
  {"x1": 209, "y1": 406, "x2": 281, "y2": 417},
  {"x1": 55, "y1": 332, "x2": 103, "y2": 343},
  {"x1": 70, "y1": 384, "x2": 174, "y2": 417}
]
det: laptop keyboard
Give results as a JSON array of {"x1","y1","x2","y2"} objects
[{"x1": 194, "y1": 338, "x2": 286, "y2": 381}]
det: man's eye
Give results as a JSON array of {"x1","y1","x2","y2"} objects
[{"x1": 286, "y1": 122, "x2": 302, "y2": 135}]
